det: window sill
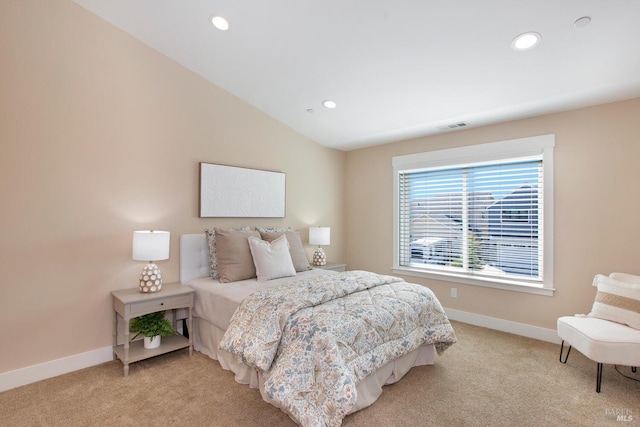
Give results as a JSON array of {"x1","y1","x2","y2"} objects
[{"x1": 391, "y1": 266, "x2": 555, "y2": 296}]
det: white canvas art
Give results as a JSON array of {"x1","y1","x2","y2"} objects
[{"x1": 199, "y1": 163, "x2": 286, "y2": 217}]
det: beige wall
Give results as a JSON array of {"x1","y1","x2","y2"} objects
[
  {"x1": 3, "y1": 0, "x2": 640, "y2": 378},
  {"x1": 0, "y1": 0, "x2": 345, "y2": 373},
  {"x1": 346, "y1": 97, "x2": 640, "y2": 330}
]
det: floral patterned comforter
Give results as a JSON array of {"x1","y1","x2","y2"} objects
[{"x1": 219, "y1": 270, "x2": 456, "y2": 427}]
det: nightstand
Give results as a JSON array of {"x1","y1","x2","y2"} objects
[
  {"x1": 111, "y1": 283, "x2": 194, "y2": 376},
  {"x1": 314, "y1": 262, "x2": 346, "y2": 272}
]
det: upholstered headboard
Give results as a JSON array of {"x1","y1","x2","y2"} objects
[{"x1": 179, "y1": 234, "x2": 210, "y2": 285}]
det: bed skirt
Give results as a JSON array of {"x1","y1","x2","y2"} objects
[{"x1": 192, "y1": 315, "x2": 435, "y2": 415}]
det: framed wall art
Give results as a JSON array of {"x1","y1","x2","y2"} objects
[{"x1": 199, "y1": 163, "x2": 286, "y2": 218}]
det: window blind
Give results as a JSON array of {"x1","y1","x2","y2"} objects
[{"x1": 398, "y1": 158, "x2": 543, "y2": 283}]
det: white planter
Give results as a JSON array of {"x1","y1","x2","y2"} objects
[{"x1": 144, "y1": 335, "x2": 161, "y2": 349}]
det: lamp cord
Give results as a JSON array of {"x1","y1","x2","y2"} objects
[{"x1": 614, "y1": 365, "x2": 640, "y2": 384}]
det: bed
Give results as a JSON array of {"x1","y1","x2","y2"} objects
[{"x1": 179, "y1": 232, "x2": 456, "y2": 426}]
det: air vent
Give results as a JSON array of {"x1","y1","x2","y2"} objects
[{"x1": 439, "y1": 122, "x2": 469, "y2": 131}]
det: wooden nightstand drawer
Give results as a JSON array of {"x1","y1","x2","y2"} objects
[{"x1": 129, "y1": 294, "x2": 192, "y2": 315}]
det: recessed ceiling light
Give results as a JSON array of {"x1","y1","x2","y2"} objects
[
  {"x1": 573, "y1": 16, "x2": 591, "y2": 28},
  {"x1": 511, "y1": 32, "x2": 541, "y2": 51},
  {"x1": 322, "y1": 100, "x2": 337, "y2": 109},
  {"x1": 211, "y1": 15, "x2": 229, "y2": 31}
]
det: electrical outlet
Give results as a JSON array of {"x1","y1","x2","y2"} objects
[{"x1": 451, "y1": 288, "x2": 457, "y2": 298}]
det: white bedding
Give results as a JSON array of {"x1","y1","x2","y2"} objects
[
  {"x1": 188, "y1": 268, "x2": 335, "y2": 330},
  {"x1": 186, "y1": 270, "x2": 437, "y2": 421},
  {"x1": 179, "y1": 233, "x2": 441, "y2": 424}
]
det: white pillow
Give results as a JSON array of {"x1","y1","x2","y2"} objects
[
  {"x1": 588, "y1": 274, "x2": 640, "y2": 330},
  {"x1": 248, "y1": 235, "x2": 296, "y2": 281},
  {"x1": 258, "y1": 230, "x2": 311, "y2": 272},
  {"x1": 608, "y1": 272, "x2": 640, "y2": 285}
]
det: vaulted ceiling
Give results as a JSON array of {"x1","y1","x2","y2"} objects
[{"x1": 72, "y1": 0, "x2": 640, "y2": 150}]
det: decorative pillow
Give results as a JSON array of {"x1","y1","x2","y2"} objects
[
  {"x1": 255, "y1": 226, "x2": 291, "y2": 234},
  {"x1": 588, "y1": 274, "x2": 640, "y2": 330},
  {"x1": 608, "y1": 272, "x2": 640, "y2": 285},
  {"x1": 205, "y1": 227, "x2": 250, "y2": 280},
  {"x1": 214, "y1": 228, "x2": 260, "y2": 283},
  {"x1": 259, "y1": 230, "x2": 311, "y2": 272},
  {"x1": 248, "y1": 235, "x2": 296, "y2": 281}
]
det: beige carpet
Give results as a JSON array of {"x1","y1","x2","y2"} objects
[{"x1": 1, "y1": 321, "x2": 638, "y2": 426}]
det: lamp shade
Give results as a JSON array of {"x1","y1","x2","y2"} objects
[
  {"x1": 309, "y1": 227, "x2": 330, "y2": 246},
  {"x1": 132, "y1": 230, "x2": 170, "y2": 261}
]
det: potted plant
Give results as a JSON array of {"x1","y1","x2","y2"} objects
[{"x1": 129, "y1": 311, "x2": 175, "y2": 349}]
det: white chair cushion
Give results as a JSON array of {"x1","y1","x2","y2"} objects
[{"x1": 557, "y1": 316, "x2": 640, "y2": 367}]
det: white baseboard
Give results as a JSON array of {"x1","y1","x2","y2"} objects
[
  {"x1": 445, "y1": 308, "x2": 561, "y2": 344},
  {"x1": 1, "y1": 316, "x2": 188, "y2": 393},
  {"x1": 0, "y1": 346, "x2": 113, "y2": 393},
  {"x1": 1, "y1": 312, "x2": 559, "y2": 393}
]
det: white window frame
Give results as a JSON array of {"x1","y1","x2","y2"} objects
[{"x1": 392, "y1": 134, "x2": 555, "y2": 296}]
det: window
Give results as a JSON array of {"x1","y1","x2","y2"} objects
[{"x1": 393, "y1": 135, "x2": 555, "y2": 295}]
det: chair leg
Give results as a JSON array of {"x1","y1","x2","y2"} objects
[
  {"x1": 559, "y1": 341, "x2": 606, "y2": 393},
  {"x1": 596, "y1": 363, "x2": 603, "y2": 393},
  {"x1": 559, "y1": 340, "x2": 572, "y2": 363}
]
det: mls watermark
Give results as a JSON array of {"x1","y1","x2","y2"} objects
[{"x1": 605, "y1": 408, "x2": 634, "y2": 422}]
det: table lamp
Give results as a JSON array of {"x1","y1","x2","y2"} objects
[
  {"x1": 309, "y1": 226, "x2": 330, "y2": 266},
  {"x1": 133, "y1": 230, "x2": 170, "y2": 293}
]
